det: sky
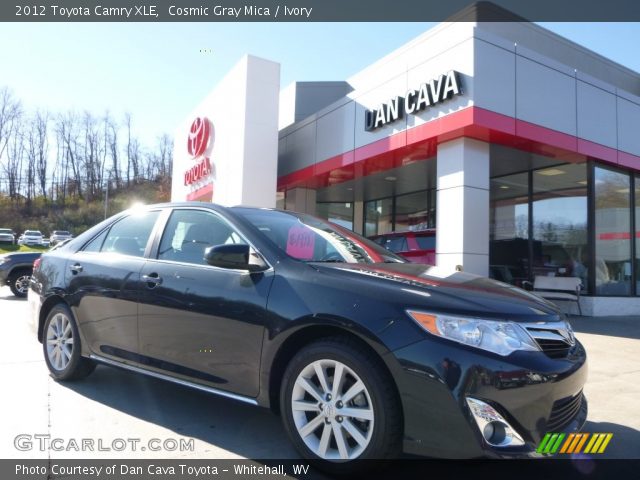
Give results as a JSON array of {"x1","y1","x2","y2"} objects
[{"x1": 0, "y1": 22, "x2": 638, "y2": 148}]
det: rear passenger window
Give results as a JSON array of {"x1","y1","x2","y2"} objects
[
  {"x1": 98, "y1": 211, "x2": 160, "y2": 257},
  {"x1": 83, "y1": 229, "x2": 108, "y2": 252},
  {"x1": 157, "y1": 209, "x2": 246, "y2": 265}
]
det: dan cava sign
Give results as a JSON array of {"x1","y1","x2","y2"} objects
[{"x1": 365, "y1": 70, "x2": 463, "y2": 131}]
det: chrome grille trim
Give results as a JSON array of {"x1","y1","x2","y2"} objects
[{"x1": 521, "y1": 321, "x2": 575, "y2": 359}]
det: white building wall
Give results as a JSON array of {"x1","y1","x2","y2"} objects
[
  {"x1": 279, "y1": 21, "x2": 640, "y2": 179},
  {"x1": 172, "y1": 55, "x2": 280, "y2": 208},
  {"x1": 618, "y1": 94, "x2": 640, "y2": 157}
]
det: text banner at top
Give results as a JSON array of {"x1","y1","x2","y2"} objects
[{"x1": 3, "y1": 0, "x2": 640, "y2": 22}]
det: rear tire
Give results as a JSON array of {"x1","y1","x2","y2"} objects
[
  {"x1": 8, "y1": 269, "x2": 31, "y2": 298},
  {"x1": 43, "y1": 304, "x2": 96, "y2": 381},
  {"x1": 280, "y1": 337, "x2": 402, "y2": 473}
]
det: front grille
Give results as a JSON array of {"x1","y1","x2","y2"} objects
[
  {"x1": 535, "y1": 339, "x2": 571, "y2": 359},
  {"x1": 547, "y1": 392, "x2": 583, "y2": 431},
  {"x1": 524, "y1": 323, "x2": 575, "y2": 360}
]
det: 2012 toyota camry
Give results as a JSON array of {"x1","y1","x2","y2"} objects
[{"x1": 29, "y1": 203, "x2": 587, "y2": 468}]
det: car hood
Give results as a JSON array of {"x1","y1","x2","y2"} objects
[{"x1": 311, "y1": 262, "x2": 562, "y2": 321}]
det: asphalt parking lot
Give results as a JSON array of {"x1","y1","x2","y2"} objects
[{"x1": 1, "y1": 286, "x2": 639, "y2": 460}]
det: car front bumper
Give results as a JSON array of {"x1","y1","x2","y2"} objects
[{"x1": 388, "y1": 337, "x2": 588, "y2": 458}]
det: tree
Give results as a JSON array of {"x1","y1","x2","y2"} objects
[
  {"x1": 0, "y1": 87, "x2": 22, "y2": 196},
  {"x1": 34, "y1": 111, "x2": 49, "y2": 200},
  {"x1": 5, "y1": 121, "x2": 25, "y2": 200}
]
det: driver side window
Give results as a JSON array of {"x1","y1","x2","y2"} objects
[{"x1": 158, "y1": 209, "x2": 246, "y2": 266}]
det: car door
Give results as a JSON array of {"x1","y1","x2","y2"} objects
[
  {"x1": 137, "y1": 208, "x2": 274, "y2": 398},
  {"x1": 65, "y1": 209, "x2": 161, "y2": 357}
]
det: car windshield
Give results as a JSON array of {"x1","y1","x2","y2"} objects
[
  {"x1": 25, "y1": 231, "x2": 41, "y2": 236},
  {"x1": 54, "y1": 231, "x2": 70, "y2": 235},
  {"x1": 236, "y1": 209, "x2": 405, "y2": 264},
  {"x1": 0, "y1": 229, "x2": 11, "y2": 234}
]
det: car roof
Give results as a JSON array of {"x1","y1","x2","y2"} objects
[{"x1": 130, "y1": 202, "x2": 300, "y2": 217}]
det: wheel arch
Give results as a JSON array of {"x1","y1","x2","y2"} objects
[
  {"x1": 8, "y1": 265, "x2": 32, "y2": 278},
  {"x1": 37, "y1": 294, "x2": 68, "y2": 343},
  {"x1": 265, "y1": 319, "x2": 403, "y2": 422}
]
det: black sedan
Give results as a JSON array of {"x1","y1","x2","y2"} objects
[{"x1": 28, "y1": 203, "x2": 587, "y2": 468}]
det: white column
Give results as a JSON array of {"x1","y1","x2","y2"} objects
[
  {"x1": 436, "y1": 138, "x2": 490, "y2": 276},
  {"x1": 285, "y1": 188, "x2": 317, "y2": 215},
  {"x1": 171, "y1": 55, "x2": 280, "y2": 207}
]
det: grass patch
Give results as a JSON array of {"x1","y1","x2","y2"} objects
[{"x1": 0, "y1": 244, "x2": 49, "y2": 254}]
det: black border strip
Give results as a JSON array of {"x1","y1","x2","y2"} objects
[{"x1": 3, "y1": 0, "x2": 640, "y2": 22}]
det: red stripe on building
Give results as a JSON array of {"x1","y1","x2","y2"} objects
[
  {"x1": 277, "y1": 106, "x2": 640, "y2": 191},
  {"x1": 598, "y1": 232, "x2": 640, "y2": 240},
  {"x1": 186, "y1": 182, "x2": 214, "y2": 201}
]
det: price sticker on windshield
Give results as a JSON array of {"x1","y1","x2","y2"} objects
[{"x1": 286, "y1": 226, "x2": 315, "y2": 260}]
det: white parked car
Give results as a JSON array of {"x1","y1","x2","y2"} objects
[
  {"x1": 0, "y1": 228, "x2": 15, "y2": 244},
  {"x1": 50, "y1": 230, "x2": 72, "y2": 246},
  {"x1": 18, "y1": 230, "x2": 44, "y2": 246}
]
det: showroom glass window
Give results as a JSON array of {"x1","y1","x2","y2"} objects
[
  {"x1": 316, "y1": 202, "x2": 354, "y2": 230},
  {"x1": 395, "y1": 190, "x2": 434, "y2": 231},
  {"x1": 364, "y1": 189, "x2": 434, "y2": 237},
  {"x1": 489, "y1": 172, "x2": 529, "y2": 286},
  {"x1": 595, "y1": 166, "x2": 632, "y2": 295},
  {"x1": 533, "y1": 164, "x2": 588, "y2": 292},
  {"x1": 364, "y1": 198, "x2": 393, "y2": 237}
]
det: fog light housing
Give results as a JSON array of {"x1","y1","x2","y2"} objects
[{"x1": 466, "y1": 397, "x2": 525, "y2": 447}]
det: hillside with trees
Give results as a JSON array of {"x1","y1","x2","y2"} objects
[{"x1": 0, "y1": 86, "x2": 173, "y2": 236}]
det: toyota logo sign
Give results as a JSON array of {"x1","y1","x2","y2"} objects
[{"x1": 187, "y1": 117, "x2": 213, "y2": 158}]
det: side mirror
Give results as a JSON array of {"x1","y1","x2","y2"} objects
[{"x1": 204, "y1": 244, "x2": 267, "y2": 272}]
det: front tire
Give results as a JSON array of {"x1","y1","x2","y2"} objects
[
  {"x1": 43, "y1": 304, "x2": 95, "y2": 381},
  {"x1": 8, "y1": 269, "x2": 31, "y2": 298},
  {"x1": 280, "y1": 337, "x2": 402, "y2": 471}
]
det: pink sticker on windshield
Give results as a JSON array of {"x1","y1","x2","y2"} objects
[{"x1": 286, "y1": 226, "x2": 315, "y2": 260}]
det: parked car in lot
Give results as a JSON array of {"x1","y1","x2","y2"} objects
[
  {"x1": 29, "y1": 203, "x2": 587, "y2": 469},
  {"x1": 0, "y1": 228, "x2": 16, "y2": 245},
  {"x1": 1, "y1": 251, "x2": 41, "y2": 297},
  {"x1": 369, "y1": 229, "x2": 436, "y2": 265},
  {"x1": 18, "y1": 230, "x2": 44, "y2": 246},
  {"x1": 50, "y1": 230, "x2": 72, "y2": 246}
]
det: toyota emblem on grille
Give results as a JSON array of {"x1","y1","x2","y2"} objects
[{"x1": 560, "y1": 323, "x2": 576, "y2": 345}]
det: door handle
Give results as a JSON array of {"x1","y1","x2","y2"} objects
[
  {"x1": 142, "y1": 273, "x2": 163, "y2": 288},
  {"x1": 69, "y1": 264, "x2": 83, "y2": 274}
]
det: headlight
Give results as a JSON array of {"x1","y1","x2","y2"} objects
[{"x1": 406, "y1": 310, "x2": 540, "y2": 356}]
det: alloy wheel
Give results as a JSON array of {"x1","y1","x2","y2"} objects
[
  {"x1": 291, "y1": 359, "x2": 374, "y2": 461},
  {"x1": 46, "y1": 312, "x2": 74, "y2": 371},
  {"x1": 14, "y1": 275, "x2": 30, "y2": 295}
]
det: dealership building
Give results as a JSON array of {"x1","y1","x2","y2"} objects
[{"x1": 172, "y1": 9, "x2": 640, "y2": 315}]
